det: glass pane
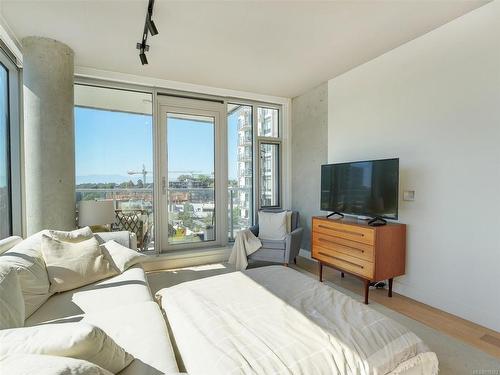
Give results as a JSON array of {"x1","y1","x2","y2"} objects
[
  {"x1": 0, "y1": 64, "x2": 10, "y2": 239},
  {"x1": 167, "y1": 113, "x2": 215, "y2": 244},
  {"x1": 257, "y1": 107, "x2": 279, "y2": 137},
  {"x1": 228, "y1": 104, "x2": 253, "y2": 241},
  {"x1": 260, "y1": 143, "x2": 280, "y2": 207},
  {"x1": 74, "y1": 85, "x2": 154, "y2": 252}
]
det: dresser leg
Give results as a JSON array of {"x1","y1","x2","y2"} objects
[
  {"x1": 341, "y1": 272, "x2": 344, "y2": 278},
  {"x1": 319, "y1": 262, "x2": 323, "y2": 282},
  {"x1": 388, "y1": 278, "x2": 393, "y2": 298},
  {"x1": 364, "y1": 279, "x2": 370, "y2": 304}
]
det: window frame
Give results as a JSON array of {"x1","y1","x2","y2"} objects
[{"x1": 0, "y1": 46, "x2": 21, "y2": 239}]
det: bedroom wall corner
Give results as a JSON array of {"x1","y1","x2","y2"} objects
[{"x1": 291, "y1": 82, "x2": 328, "y2": 253}]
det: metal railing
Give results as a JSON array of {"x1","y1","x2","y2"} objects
[{"x1": 76, "y1": 186, "x2": 253, "y2": 240}]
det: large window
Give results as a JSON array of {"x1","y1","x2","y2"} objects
[
  {"x1": 74, "y1": 84, "x2": 154, "y2": 251},
  {"x1": 227, "y1": 104, "x2": 253, "y2": 240},
  {"x1": 0, "y1": 48, "x2": 20, "y2": 239},
  {"x1": 258, "y1": 106, "x2": 281, "y2": 208},
  {"x1": 0, "y1": 63, "x2": 10, "y2": 238}
]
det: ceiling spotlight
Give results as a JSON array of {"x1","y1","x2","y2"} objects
[
  {"x1": 147, "y1": 16, "x2": 158, "y2": 36},
  {"x1": 139, "y1": 51, "x2": 148, "y2": 65}
]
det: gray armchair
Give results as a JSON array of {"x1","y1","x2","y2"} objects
[{"x1": 248, "y1": 210, "x2": 303, "y2": 266}]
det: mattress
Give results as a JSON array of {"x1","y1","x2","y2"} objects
[{"x1": 156, "y1": 265, "x2": 438, "y2": 375}]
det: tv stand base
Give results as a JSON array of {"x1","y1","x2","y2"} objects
[
  {"x1": 368, "y1": 217, "x2": 387, "y2": 226},
  {"x1": 326, "y1": 211, "x2": 344, "y2": 219}
]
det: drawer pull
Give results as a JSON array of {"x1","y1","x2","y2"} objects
[
  {"x1": 318, "y1": 224, "x2": 364, "y2": 237},
  {"x1": 318, "y1": 238, "x2": 365, "y2": 253},
  {"x1": 318, "y1": 251, "x2": 364, "y2": 269}
]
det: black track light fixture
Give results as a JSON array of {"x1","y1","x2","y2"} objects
[
  {"x1": 147, "y1": 15, "x2": 158, "y2": 36},
  {"x1": 136, "y1": 0, "x2": 159, "y2": 65}
]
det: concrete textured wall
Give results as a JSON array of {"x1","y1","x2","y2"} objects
[
  {"x1": 328, "y1": 1, "x2": 500, "y2": 331},
  {"x1": 291, "y1": 83, "x2": 328, "y2": 252},
  {"x1": 23, "y1": 36, "x2": 75, "y2": 234}
]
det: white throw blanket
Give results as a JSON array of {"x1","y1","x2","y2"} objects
[{"x1": 228, "y1": 229, "x2": 262, "y2": 271}]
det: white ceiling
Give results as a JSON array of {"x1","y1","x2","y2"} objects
[{"x1": 0, "y1": 0, "x2": 488, "y2": 98}]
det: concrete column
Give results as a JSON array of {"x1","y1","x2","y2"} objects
[{"x1": 23, "y1": 37, "x2": 75, "y2": 234}]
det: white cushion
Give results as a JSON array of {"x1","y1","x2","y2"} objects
[
  {"x1": 1, "y1": 234, "x2": 52, "y2": 317},
  {"x1": 0, "y1": 264, "x2": 25, "y2": 329},
  {"x1": 100, "y1": 240, "x2": 146, "y2": 273},
  {"x1": 0, "y1": 354, "x2": 113, "y2": 375},
  {"x1": 258, "y1": 211, "x2": 288, "y2": 240},
  {"x1": 0, "y1": 322, "x2": 133, "y2": 373},
  {"x1": 83, "y1": 301, "x2": 179, "y2": 375},
  {"x1": 49, "y1": 227, "x2": 94, "y2": 243},
  {"x1": 26, "y1": 266, "x2": 152, "y2": 326},
  {"x1": 0, "y1": 235, "x2": 22, "y2": 255},
  {"x1": 41, "y1": 235, "x2": 118, "y2": 293}
]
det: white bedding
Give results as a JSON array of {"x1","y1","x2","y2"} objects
[{"x1": 156, "y1": 266, "x2": 438, "y2": 375}]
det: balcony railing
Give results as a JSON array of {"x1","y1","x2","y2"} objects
[{"x1": 76, "y1": 186, "x2": 253, "y2": 242}]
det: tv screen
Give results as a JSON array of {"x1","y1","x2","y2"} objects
[{"x1": 321, "y1": 158, "x2": 399, "y2": 219}]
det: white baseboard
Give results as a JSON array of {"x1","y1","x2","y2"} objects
[{"x1": 142, "y1": 247, "x2": 231, "y2": 272}]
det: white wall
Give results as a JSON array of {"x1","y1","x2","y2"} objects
[{"x1": 328, "y1": 1, "x2": 500, "y2": 331}]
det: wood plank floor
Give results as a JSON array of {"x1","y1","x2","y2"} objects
[{"x1": 294, "y1": 255, "x2": 500, "y2": 359}]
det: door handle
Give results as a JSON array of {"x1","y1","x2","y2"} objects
[{"x1": 162, "y1": 176, "x2": 167, "y2": 195}]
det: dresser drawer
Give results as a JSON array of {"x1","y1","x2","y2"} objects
[
  {"x1": 313, "y1": 220, "x2": 374, "y2": 245},
  {"x1": 313, "y1": 245, "x2": 374, "y2": 279},
  {"x1": 312, "y1": 231, "x2": 374, "y2": 262}
]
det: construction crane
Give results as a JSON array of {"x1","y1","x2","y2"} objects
[
  {"x1": 127, "y1": 167, "x2": 206, "y2": 185},
  {"x1": 127, "y1": 164, "x2": 151, "y2": 184}
]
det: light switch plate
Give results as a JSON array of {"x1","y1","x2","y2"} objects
[{"x1": 403, "y1": 190, "x2": 415, "y2": 201}]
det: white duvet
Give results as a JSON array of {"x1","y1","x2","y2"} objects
[{"x1": 156, "y1": 266, "x2": 438, "y2": 375}]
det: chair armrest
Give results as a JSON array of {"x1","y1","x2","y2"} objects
[
  {"x1": 285, "y1": 227, "x2": 304, "y2": 263},
  {"x1": 249, "y1": 224, "x2": 259, "y2": 237},
  {"x1": 94, "y1": 231, "x2": 138, "y2": 251}
]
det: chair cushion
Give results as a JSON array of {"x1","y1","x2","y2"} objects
[
  {"x1": 260, "y1": 239, "x2": 286, "y2": 250},
  {"x1": 26, "y1": 266, "x2": 152, "y2": 326},
  {"x1": 258, "y1": 211, "x2": 287, "y2": 240},
  {"x1": 0, "y1": 264, "x2": 25, "y2": 329}
]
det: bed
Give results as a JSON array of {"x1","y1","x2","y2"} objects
[{"x1": 156, "y1": 266, "x2": 438, "y2": 375}]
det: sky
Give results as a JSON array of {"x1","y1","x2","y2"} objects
[{"x1": 75, "y1": 106, "x2": 239, "y2": 184}]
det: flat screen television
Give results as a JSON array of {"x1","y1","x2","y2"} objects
[{"x1": 321, "y1": 158, "x2": 399, "y2": 220}]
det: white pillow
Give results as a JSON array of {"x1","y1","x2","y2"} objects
[
  {"x1": 41, "y1": 235, "x2": 118, "y2": 293},
  {"x1": 0, "y1": 242, "x2": 52, "y2": 317},
  {"x1": 0, "y1": 235, "x2": 23, "y2": 255},
  {"x1": 0, "y1": 322, "x2": 133, "y2": 373},
  {"x1": 258, "y1": 211, "x2": 288, "y2": 240},
  {"x1": 49, "y1": 227, "x2": 94, "y2": 243},
  {"x1": 100, "y1": 240, "x2": 146, "y2": 273},
  {"x1": 0, "y1": 264, "x2": 25, "y2": 329},
  {"x1": 0, "y1": 354, "x2": 113, "y2": 375}
]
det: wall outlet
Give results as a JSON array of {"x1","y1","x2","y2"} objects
[{"x1": 403, "y1": 190, "x2": 415, "y2": 201}]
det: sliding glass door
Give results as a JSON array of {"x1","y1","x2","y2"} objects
[{"x1": 158, "y1": 97, "x2": 226, "y2": 251}]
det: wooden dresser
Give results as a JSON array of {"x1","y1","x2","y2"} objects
[{"x1": 311, "y1": 216, "x2": 406, "y2": 304}]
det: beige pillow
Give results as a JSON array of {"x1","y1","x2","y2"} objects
[
  {"x1": 41, "y1": 235, "x2": 118, "y2": 293},
  {"x1": 100, "y1": 240, "x2": 146, "y2": 273},
  {"x1": 258, "y1": 211, "x2": 288, "y2": 240},
  {"x1": 0, "y1": 322, "x2": 133, "y2": 373},
  {"x1": 49, "y1": 227, "x2": 94, "y2": 243},
  {"x1": 0, "y1": 264, "x2": 25, "y2": 329},
  {"x1": 0, "y1": 235, "x2": 23, "y2": 255},
  {"x1": 0, "y1": 354, "x2": 113, "y2": 375}
]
